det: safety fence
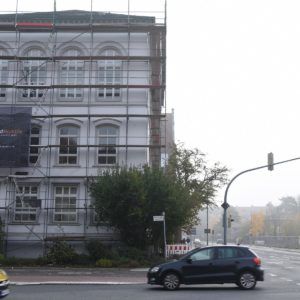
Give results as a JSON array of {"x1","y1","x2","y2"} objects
[{"x1": 166, "y1": 244, "x2": 193, "y2": 257}]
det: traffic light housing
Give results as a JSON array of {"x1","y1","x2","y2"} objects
[
  {"x1": 228, "y1": 215, "x2": 234, "y2": 228},
  {"x1": 268, "y1": 152, "x2": 274, "y2": 171}
]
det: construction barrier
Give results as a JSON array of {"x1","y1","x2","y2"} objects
[{"x1": 166, "y1": 244, "x2": 193, "y2": 256}]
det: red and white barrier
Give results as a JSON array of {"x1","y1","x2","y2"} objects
[{"x1": 166, "y1": 244, "x2": 193, "y2": 256}]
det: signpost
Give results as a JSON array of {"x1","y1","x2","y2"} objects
[
  {"x1": 153, "y1": 215, "x2": 164, "y2": 222},
  {"x1": 153, "y1": 212, "x2": 167, "y2": 259}
]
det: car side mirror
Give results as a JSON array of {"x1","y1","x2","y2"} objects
[{"x1": 186, "y1": 258, "x2": 192, "y2": 264}]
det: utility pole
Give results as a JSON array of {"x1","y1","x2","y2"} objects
[{"x1": 206, "y1": 204, "x2": 209, "y2": 245}]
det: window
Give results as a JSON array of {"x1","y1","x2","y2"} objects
[
  {"x1": 98, "y1": 49, "x2": 121, "y2": 99},
  {"x1": 59, "y1": 49, "x2": 84, "y2": 99},
  {"x1": 21, "y1": 48, "x2": 46, "y2": 98},
  {"x1": 217, "y1": 247, "x2": 245, "y2": 259},
  {"x1": 0, "y1": 49, "x2": 8, "y2": 98},
  {"x1": 58, "y1": 125, "x2": 79, "y2": 165},
  {"x1": 29, "y1": 125, "x2": 41, "y2": 164},
  {"x1": 14, "y1": 185, "x2": 40, "y2": 222},
  {"x1": 190, "y1": 248, "x2": 214, "y2": 261},
  {"x1": 54, "y1": 186, "x2": 77, "y2": 223},
  {"x1": 97, "y1": 125, "x2": 118, "y2": 165}
]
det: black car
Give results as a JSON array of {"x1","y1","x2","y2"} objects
[{"x1": 147, "y1": 245, "x2": 264, "y2": 290}]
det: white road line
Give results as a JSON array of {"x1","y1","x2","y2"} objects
[
  {"x1": 268, "y1": 273, "x2": 278, "y2": 277},
  {"x1": 280, "y1": 277, "x2": 293, "y2": 282}
]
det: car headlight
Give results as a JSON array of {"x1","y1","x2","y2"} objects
[
  {"x1": 149, "y1": 266, "x2": 160, "y2": 273},
  {"x1": 0, "y1": 270, "x2": 7, "y2": 277}
]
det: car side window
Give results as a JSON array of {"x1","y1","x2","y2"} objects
[
  {"x1": 217, "y1": 247, "x2": 244, "y2": 259},
  {"x1": 190, "y1": 248, "x2": 214, "y2": 261}
]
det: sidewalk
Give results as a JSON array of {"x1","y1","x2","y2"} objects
[{"x1": 6, "y1": 267, "x2": 148, "y2": 285}]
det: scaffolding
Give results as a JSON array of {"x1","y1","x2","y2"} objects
[{"x1": 0, "y1": 0, "x2": 167, "y2": 257}]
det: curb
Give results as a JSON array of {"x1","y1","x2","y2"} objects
[{"x1": 11, "y1": 281, "x2": 145, "y2": 286}]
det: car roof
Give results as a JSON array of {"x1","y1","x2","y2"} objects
[{"x1": 200, "y1": 245, "x2": 249, "y2": 250}]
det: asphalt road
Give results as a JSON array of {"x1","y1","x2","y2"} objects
[
  {"x1": 252, "y1": 246, "x2": 300, "y2": 289},
  {"x1": 7, "y1": 281, "x2": 300, "y2": 300},
  {"x1": 7, "y1": 246, "x2": 300, "y2": 300}
]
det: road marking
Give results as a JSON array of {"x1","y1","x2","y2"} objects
[
  {"x1": 280, "y1": 277, "x2": 293, "y2": 282},
  {"x1": 269, "y1": 273, "x2": 278, "y2": 277},
  {"x1": 297, "y1": 283, "x2": 300, "y2": 286}
]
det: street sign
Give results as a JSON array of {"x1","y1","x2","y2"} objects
[
  {"x1": 190, "y1": 228, "x2": 197, "y2": 235},
  {"x1": 221, "y1": 202, "x2": 230, "y2": 209},
  {"x1": 153, "y1": 215, "x2": 164, "y2": 222}
]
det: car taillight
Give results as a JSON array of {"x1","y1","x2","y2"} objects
[{"x1": 253, "y1": 257, "x2": 261, "y2": 266}]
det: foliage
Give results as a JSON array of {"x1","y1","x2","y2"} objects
[
  {"x1": 0, "y1": 217, "x2": 5, "y2": 255},
  {"x1": 166, "y1": 144, "x2": 229, "y2": 231},
  {"x1": 90, "y1": 144, "x2": 228, "y2": 250},
  {"x1": 46, "y1": 241, "x2": 77, "y2": 265},
  {"x1": 86, "y1": 240, "x2": 116, "y2": 261},
  {"x1": 250, "y1": 212, "x2": 265, "y2": 236},
  {"x1": 265, "y1": 197, "x2": 300, "y2": 236},
  {"x1": 88, "y1": 242, "x2": 160, "y2": 267},
  {"x1": 95, "y1": 258, "x2": 113, "y2": 268}
]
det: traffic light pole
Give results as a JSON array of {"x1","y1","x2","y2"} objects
[{"x1": 222, "y1": 155, "x2": 300, "y2": 245}]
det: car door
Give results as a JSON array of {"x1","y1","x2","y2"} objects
[
  {"x1": 181, "y1": 247, "x2": 216, "y2": 284},
  {"x1": 212, "y1": 247, "x2": 242, "y2": 282}
]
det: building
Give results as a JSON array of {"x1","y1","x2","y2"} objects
[{"x1": 0, "y1": 6, "x2": 166, "y2": 257}]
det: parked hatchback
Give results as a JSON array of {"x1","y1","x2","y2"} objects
[{"x1": 147, "y1": 245, "x2": 264, "y2": 290}]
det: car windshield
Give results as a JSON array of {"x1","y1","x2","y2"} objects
[{"x1": 179, "y1": 247, "x2": 203, "y2": 261}]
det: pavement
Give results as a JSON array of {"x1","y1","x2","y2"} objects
[{"x1": 5, "y1": 267, "x2": 149, "y2": 285}]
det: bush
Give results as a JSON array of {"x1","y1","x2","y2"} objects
[
  {"x1": 46, "y1": 241, "x2": 77, "y2": 265},
  {"x1": 86, "y1": 240, "x2": 118, "y2": 261},
  {"x1": 71, "y1": 253, "x2": 92, "y2": 266},
  {"x1": 114, "y1": 257, "x2": 140, "y2": 268},
  {"x1": 95, "y1": 258, "x2": 113, "y2": 268},
  {"x1": 86, "y1": 241, "x2": 163, "y2": 267},
  {"x1": 115, "y1": 245, "x2": 146, "y2": 261},
  {"x1": 0, "y1": 254, "x2": 5, "y2": 265}
]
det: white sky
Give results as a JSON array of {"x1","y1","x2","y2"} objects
[{"x1": 2, "y1": 0, "x2": 300, "y2": 207}]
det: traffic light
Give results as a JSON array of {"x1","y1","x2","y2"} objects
[
  {"x1": 267, "y1": 152, "x2": 274, "y2": 171},
  {"x1": 228, "y1": 215, "x2": 234, "y2": 228}
]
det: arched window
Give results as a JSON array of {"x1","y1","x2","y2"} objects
[
  {"x1": 59, "y1": 48, "x2": 84, "y2": 99},
  {"x1": 0, "y1": 49, "x2": 8, "y2": 98},
  {"x1": 29, "y1": 125, "x2": 41, "y2": 164},
  {"x1": 21, "y1": 48, "x2": 46, "y2": 98},
  {"x1": 98, "y1": 49, "x2": 121, "y2": 99},
  {"x1": 97, "y1": 125, "x2": 118, "y2": 165},
  {"x1": 58, "y1": 125, "x2": 79, "y2": 164}
]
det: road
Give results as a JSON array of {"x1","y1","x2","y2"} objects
[
  {"x1": 7, "y1": 246, "x2": 300, "y2": 300},
  {"x1": 252, "y1": 246, "x2": 300, "y2": 290}
]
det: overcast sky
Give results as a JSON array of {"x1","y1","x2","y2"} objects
[{"x1": 2, "y1": 0, "x2": 300, "y2": 207}]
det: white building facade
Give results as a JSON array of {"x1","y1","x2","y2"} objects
[{"x1": 0, "y1": 10, "x2": 166, "y2": 257}]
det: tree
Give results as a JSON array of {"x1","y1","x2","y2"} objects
[
  {"x1": 90, "y1": 144, "x2": 228, "y2": 250},
  {"x1": 250, "y1": 212, "x2": 265, "y2": 236},
  {"x1": 166, "y1": 144, "x2": 228, "y2": 231}
]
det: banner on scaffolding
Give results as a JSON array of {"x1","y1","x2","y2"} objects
[{"x1": 0, "y1": 107, "x2": 32, "y2": 167}]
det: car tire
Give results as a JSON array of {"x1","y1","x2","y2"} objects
[
  {"x1": 162, "y1": 272, "x2": 180, "y2": 290},
  {"x1": 237, "y1": 272, "x2": 257, "y2": 290}
]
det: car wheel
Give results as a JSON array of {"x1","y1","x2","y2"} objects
[
  {"x1": 237, "y1": 272, "x2": 257, "y2": 290},
  {"x1": 163, "y1": 272, "x2": 180, "y2": 290}
]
